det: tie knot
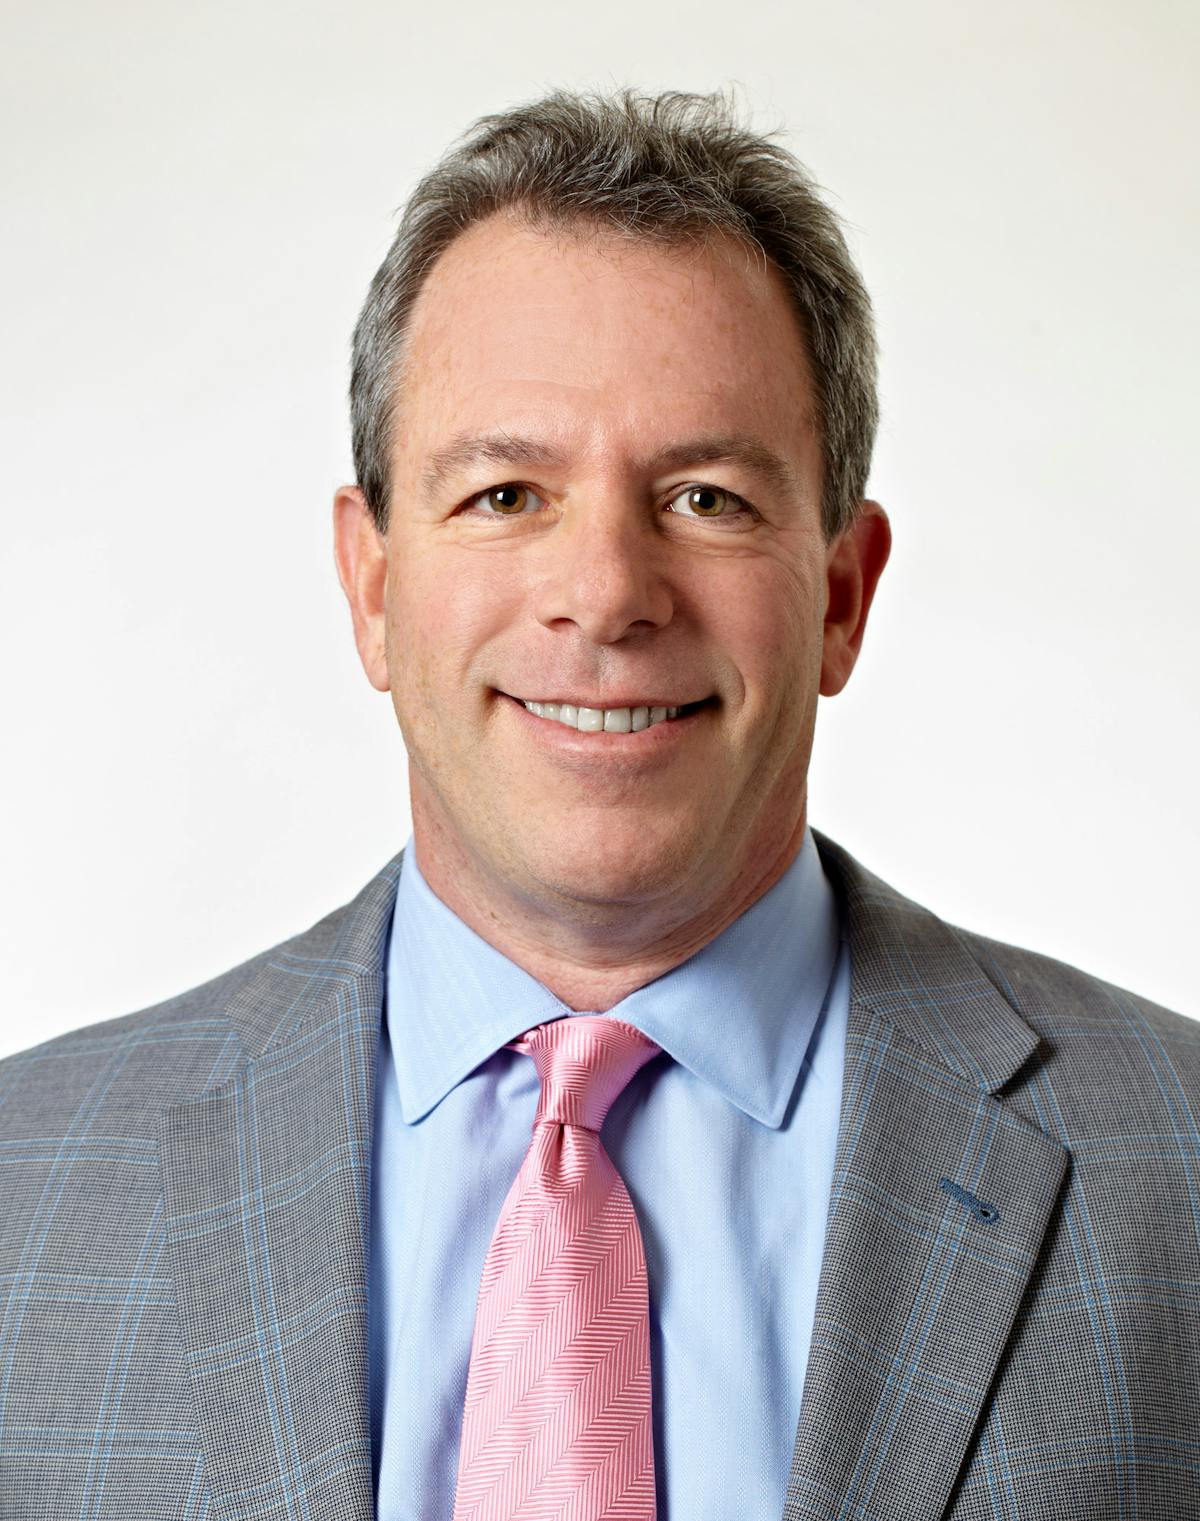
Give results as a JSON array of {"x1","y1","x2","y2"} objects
[{"x1": 506, "y1": 1015, "x2": 662, "y2": 1133}]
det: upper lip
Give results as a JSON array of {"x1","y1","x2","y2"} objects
[{"x1": 504, "y1": 691, "x2": 712, "y2": 709}]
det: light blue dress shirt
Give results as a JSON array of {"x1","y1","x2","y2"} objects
[{"x1": 368, "y1": 826, "x2": 851, "y2": 1520}]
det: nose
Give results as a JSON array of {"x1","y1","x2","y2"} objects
[{"x1": 532, "y1": 495, "x2": 674, "y2": 645}]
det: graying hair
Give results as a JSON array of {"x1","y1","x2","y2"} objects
[{"x1": 349, "y1": 86, "x2": 878, "y2": 541}]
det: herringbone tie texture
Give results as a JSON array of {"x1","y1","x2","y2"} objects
[{"x1": 450, "y1": 1015, "x2": 663, "y2": 1521}]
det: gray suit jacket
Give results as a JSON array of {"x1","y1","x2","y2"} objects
[{"x1": 1, "y1": 831, "x2": 1197, "y2": 1519}]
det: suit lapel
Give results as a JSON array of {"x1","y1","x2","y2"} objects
[
  {"x1": 782, "y1": 833, "x2": 1070, "y2": 1521},
  {"x1": 158, "y1": 850, "x2": 404, "y2": 1521}
]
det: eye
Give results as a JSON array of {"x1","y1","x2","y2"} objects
[
  {"x1": 461, "y1": 483, "x2": 546, "y2": 516},
  {"x1": 665, "y1": 484, "x2": 755, "y2": 521}
]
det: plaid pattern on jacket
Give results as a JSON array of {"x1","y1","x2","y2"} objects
[{"x1": 1, "y1": 830, "x2": 1197, "y2": 1519}]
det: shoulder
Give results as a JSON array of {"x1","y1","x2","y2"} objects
[
  {"x1": 957, "y1": 921, "x2": 1194, "y2": 1050},
  {"x1": 0, "y1": 846, "x2": 406, "y2": 1143},
  {"x1": 949, "y1": 921, "x2": 1199, "y2": 1109},
  {"x1": 814, "y1": 826, "x2": 1197, "y2": 1092},
  {"x1": 0, "y1": 945, "x2": 272, "y2": 1141}
]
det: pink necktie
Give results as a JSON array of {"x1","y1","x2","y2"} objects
[{"x1": 451, "y1": 1014, "x2": 663, "y2": 1521}]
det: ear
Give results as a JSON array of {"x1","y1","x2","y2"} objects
[
  {"x1": 332, "y1": 484, "x2": 391, "y2": 693},
  {"x1": 819, "y1": 500, "x2": 892, "y2": 697}
]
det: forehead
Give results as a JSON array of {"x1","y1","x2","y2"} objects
[{"x1": 395, "y1": 212, "x2": 817, "y2": 467}]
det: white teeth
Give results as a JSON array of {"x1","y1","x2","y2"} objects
[{"x1": 520, "y1": 699, "x2": 692, "y2": 732}]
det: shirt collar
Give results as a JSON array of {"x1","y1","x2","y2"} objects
[{"x1": 386, "y1": 826, "x2": 842, "y2": 1130}]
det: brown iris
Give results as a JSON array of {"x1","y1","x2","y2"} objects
[
  {"x1": 487, "y1": 485, "x2": 529, "y2": 514},
  {"x1": 684, "y1": 487, "x2": 725, "y2": 516}
]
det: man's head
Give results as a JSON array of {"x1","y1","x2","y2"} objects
[
  {"x1": 350, "y1": 88, "x2": 878, "y2": 545},
  {"x1": 334, "y1": 88, "x2": 890, "y2": 977}
]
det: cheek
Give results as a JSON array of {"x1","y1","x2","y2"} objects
[
  {"x1": 715, "y1": 556, "x2": 824, "y2": 688},
  {"x1": 384, "y1": 547, "x2": 518, "y2": 705}
]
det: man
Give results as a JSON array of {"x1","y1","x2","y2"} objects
[{"x1": 1, "y1": 86, "x2": 1196, "y2": 1521}]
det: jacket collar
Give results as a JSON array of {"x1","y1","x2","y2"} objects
[{"x1": 812, "y1": 828, "x2": 1042, "y2": 1092}]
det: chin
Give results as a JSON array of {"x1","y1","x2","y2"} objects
[{"x1": 515, "y1": 818, "x2": 704, "y2": 908}]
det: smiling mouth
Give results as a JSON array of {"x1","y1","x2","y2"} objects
[{"x1": 504, "y1": 694, "x2": 715, "y2": 734}]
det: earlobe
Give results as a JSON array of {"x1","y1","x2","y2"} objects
[
  {"x1": 332, "y1": 484, "x2": 392, "y2": 694},
  {"x1": 819, "y1": 501, "x2": 892, "y2": 698}
]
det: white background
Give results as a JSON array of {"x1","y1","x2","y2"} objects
[{"x1": 3, "y1": 0, "x2": 1197, "y2": 1057}]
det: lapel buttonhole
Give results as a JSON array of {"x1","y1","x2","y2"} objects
[{"x1": 939, "y1": 1175, "x2": 1000, "y2": 1225}]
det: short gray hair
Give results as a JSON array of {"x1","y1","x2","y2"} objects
[{"x1": 349, "y1": 86, "x2": 878, "y2": 541}]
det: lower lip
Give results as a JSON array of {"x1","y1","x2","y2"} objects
[{"x1": 501, "y1": 694, "x2": 713, "y2": 758}]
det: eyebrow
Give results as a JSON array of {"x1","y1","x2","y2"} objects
[{"x1": 419, "y1": 429, "x2": 802, "y2": 500}]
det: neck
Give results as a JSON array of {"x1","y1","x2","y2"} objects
[{"x1": 410, "y1": 803, "x2": 809, "y2": 1012}]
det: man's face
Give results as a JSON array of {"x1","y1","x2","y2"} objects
[{"x1": 338, "y1": 212, "x2": 886, "y2": 924}]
